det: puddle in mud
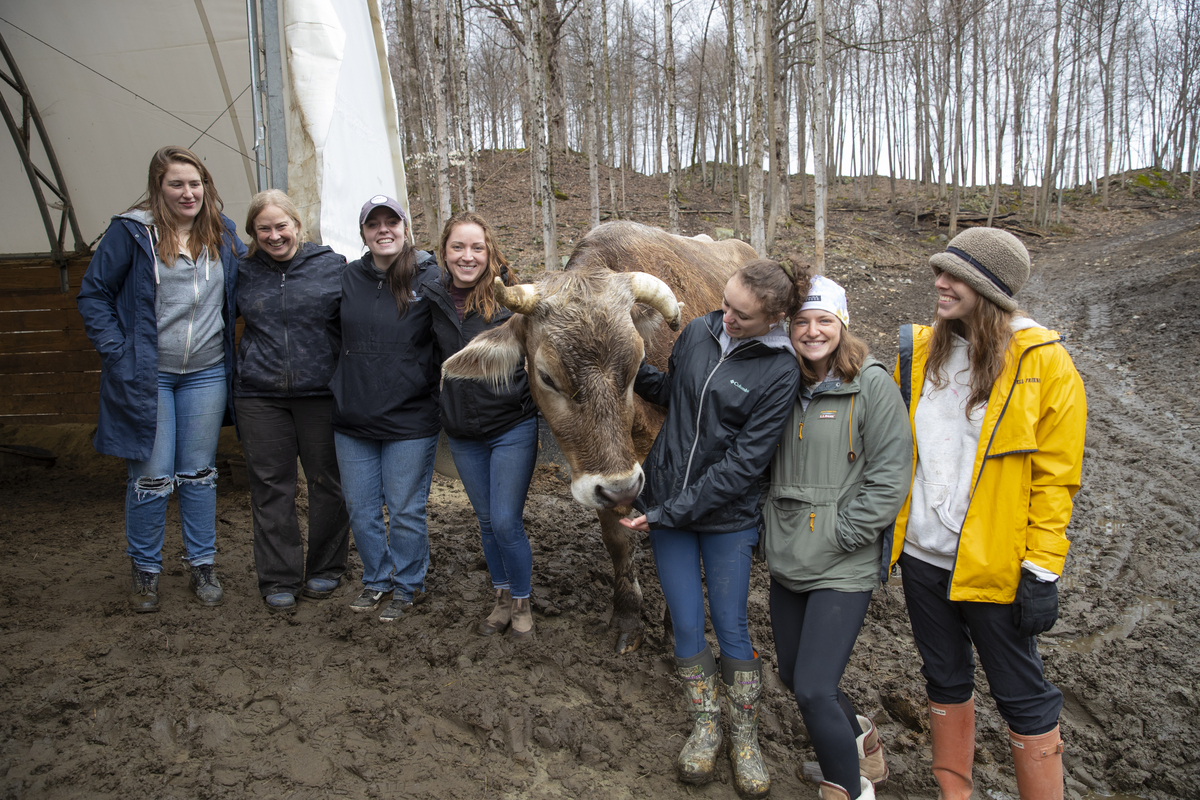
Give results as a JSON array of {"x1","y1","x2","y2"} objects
[{"x1": 1048, "y1": 596, "x2": 1176, "y2": 654}]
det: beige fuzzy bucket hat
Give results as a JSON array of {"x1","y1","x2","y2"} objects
[{"x1": 929, "y1": 227, "x2": 1030, "y2": 312}]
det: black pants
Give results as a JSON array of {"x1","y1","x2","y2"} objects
[
  {"x1": 899, "y1": 552, "x2": 1062, "y2": 736},
  {"x1": 770, "y1": 578, "x2": 871, "y2": 795},
  {"x1": 236, "y1": 395, "x2": 350, "y2": 596}
]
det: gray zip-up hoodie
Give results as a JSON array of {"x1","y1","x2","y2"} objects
[{"x1": 120, "y1": 209, "x2": 225, "y2": 374}]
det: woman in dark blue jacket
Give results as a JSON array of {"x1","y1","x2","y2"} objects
[
  {"x1": 78, "y1": 145, "x2": 244, "y2": 613},
  {"x1": 428, "y1": 212, "x2": 539, "y2": 640},
  {"x1": 237, "y1": 190, "x2": 350, "y2": 613},
  {"x1": 329, "y1": 196, "x2": 441, "y2": 622},
  {"x1": 622, "y1": 259, "x2": 803, "y2": 798}
]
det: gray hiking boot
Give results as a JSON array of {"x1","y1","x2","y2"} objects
[{"x1": 189, "y1": 564, "x2": 224, "y2": 606}]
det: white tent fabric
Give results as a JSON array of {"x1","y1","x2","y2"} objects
[{"x1": 0, "y1": 0, "x2": 407, "y2": 260}]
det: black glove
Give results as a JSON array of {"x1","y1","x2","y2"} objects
[{"x1": 1012, "y1": 569, "x2": 1059, "y2": 637}]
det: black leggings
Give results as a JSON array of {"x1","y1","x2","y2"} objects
[{"x1": 769, "y1": 578, "x2": 873, "y2": 797}]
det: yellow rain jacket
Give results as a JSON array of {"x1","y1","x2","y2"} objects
[{"x1": 890, "y1": 324, "x2": 1087, "y2": 603}]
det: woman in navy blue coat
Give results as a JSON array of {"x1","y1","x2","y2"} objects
[{"x1": 78, "y1": 145, "x2": 244, "y2": 613}]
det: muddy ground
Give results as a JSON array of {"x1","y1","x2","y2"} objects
[{"x1": 2, "y1": 158, "x2": 1198, "y2": 799}]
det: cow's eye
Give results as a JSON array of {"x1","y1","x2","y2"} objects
[{"x1": 538, "y1": 371, "x2": 558, "y2": 392}]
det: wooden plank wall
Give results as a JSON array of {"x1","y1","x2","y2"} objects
[{"x1": 0, "y1": 255, "x2": 101, "y2": 424}]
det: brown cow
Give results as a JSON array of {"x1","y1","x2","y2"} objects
[{"x1": 441, "y1": 221, "x2": 757, "y2": 653}]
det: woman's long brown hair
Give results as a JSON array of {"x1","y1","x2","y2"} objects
[
  {"x1": 924, "y1": 293, "x2": 1018, "y2": 414},
  {"x1": 133, "y1": 146, "x2": 230, "y2": 266},
  {"x1": 436, "y1": 211, "x2": 513, "y2": 321}
]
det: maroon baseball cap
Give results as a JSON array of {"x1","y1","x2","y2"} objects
[{"x1": 358, "y1": 195, "x2": 407, "y2": 226}]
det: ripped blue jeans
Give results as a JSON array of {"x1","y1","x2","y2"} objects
[{"x1": 125, "y1": 364, "x2": 226, "y2": 572}]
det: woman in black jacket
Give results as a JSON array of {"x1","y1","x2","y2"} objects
[
  {"x1": 428, "y1": 212, "x2": 539, "y2": 640},
  {"x1": 329, "y1": 196, "x2": 441, "y2": 622},
  {"x1": 237, "y1": 190, "x2": 350, "y2": 613},
  {"x1": 622, "y1": 259, "x2": 804, "y2": 798}
]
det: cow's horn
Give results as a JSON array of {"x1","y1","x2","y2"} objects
[
  {"x1": 492, "y1": 277, "x2": 540, "y2": 315},
  {"x1": 628, "y1": 272, "x2": 682, "y2": 331}
]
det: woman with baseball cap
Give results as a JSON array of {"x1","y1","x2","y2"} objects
[
  {"x1": 891, "y1": 228, "x2": 1086, "y2": 800},
  {"x1": 762, "y1": 275, "x2": 913, "y2": 800},
  {"x1": 328, "y1": 196, "x2": 441, "y2": 622}
]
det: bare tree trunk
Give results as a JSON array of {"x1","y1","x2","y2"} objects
[
  {"x1": 424, "y1": 0, "x2": 453, "y2": 233},
  {"x1": 452, "y1": 0, "x2": 476, "y2": 212},
  {"x1": 1039, "y1": 0, "x2": 1063, "y2": 227},
  {"x1": 583, "y1": 0, "x2": 601, "y2": 228},
  {"x1": 813, "y1": 0, "x2": 827, "y2": 272},
  {"x1": 665, "y1": 0, "x2": 680, "y2": 233},
  {"x1": 742, "y1": 0, "x2": 767, "y2": 254},
  {"x1": 726, "y1": 0, "x2": 742, "y2": 237},
  {"x1": 397, "y1": 0, "x2": 438, "y2": 239},
  {"x1": 602, "y1": 0, "x2": 619, "y2": 216},
  {"x1": 520, "y1": 0, "x2": 558, "y2": 268}
]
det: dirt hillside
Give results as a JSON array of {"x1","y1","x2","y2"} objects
[{"x1": 1, "y1": 154, "x2": 1197, "y2": 799}]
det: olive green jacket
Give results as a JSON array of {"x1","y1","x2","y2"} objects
[{"x1": 762, "y1": 357, "x2": 913, "y2": 593}]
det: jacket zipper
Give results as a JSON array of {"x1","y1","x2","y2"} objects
[
  {"x1": 280, "y1": 270, "x2": 290, "y2": 394},
  {"x1": 682, "y1": 351, "x2": 727, "y2": 487},
  {"x1": 181, "y1": 256, "x2": 200, "y2": 372},
  {"x1": 945, "y1": 336, "x2": 1060, "y2": 598}
]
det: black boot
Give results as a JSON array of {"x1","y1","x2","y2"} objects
[{"x1": 129, "y1": 563, "x2": 160, "y2": 613}]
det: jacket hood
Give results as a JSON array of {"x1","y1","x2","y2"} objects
[
  {"x1": 115, "y1": 208, "x2": 155, "y2": 228},
  {"x1": 710, "y1": 311, "x2": 796, "y2": 357}
]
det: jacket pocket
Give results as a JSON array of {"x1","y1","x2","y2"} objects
[{"x1": 761, "y1": 487, "x2": 841, "y2": 583}]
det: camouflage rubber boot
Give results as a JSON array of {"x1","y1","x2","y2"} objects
[
  {"x1": 675, "y1": 645, "x2": 722, "y2": 784},
  {"x1": 722, "y1": 653, "x2": 771, "y2": 799}
]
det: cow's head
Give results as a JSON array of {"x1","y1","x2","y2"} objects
[{"x1": 442, "y1": 267, "x2": 681, "y2": 510}]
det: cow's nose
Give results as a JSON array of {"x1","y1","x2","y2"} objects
[{"x1": 595, "y1": 474, "x2": 644, "y2": 508}]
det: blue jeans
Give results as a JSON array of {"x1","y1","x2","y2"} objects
[
  {"x1": 447, "y1": 417, "x2": 538, "y2": 599},
  {"x1": 335, "y1": 431, "x2": 438, "y2": 601},
  {"x1": 125, "y1": 364, "x2": 226, "y2": 572},
  {"x1": 649, "y1": 525, "x2": 759, "y2": 661}
]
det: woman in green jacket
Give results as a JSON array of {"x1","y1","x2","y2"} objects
[{"x1": 762, "y1": 276, "x2": 912, "y2": 800}]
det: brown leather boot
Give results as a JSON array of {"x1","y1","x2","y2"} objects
[
  {"x1": 1008, "y1": 725, "x2": 1064, "y2": 800},
  {"x1": 508, "y1": 595, "x2": 535, "y2": 640},
  {"x1": 856, "y1": 714, "x2": 888, "y2": 784},
  {"x1": 477, "y1": 588, "x2": 512, "y2": 635},
  {"x1": 930, "y1": 697, "x2": 975, "y2": 800}
]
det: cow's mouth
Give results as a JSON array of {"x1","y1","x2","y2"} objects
[{"x1": 571, "y1": 468, "x2": 645, "y2": 510}]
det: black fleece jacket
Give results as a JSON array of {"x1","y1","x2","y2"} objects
[
  {"x1": 327, "y1": 250, "x2": 441, "y2": 440},
  {"x1": 235, "y1": 242, "x2": 345, "y2": 397},
  {"x1": 426, "y1": 271, "x2": 537, "y2": 440},
  {"x1": 633, "y1": 310, "x2": 800, "y2": 533}
]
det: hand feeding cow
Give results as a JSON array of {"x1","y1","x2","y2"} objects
[{"x1": 441, "y1": 221, "x2": 757, "y2": 653}]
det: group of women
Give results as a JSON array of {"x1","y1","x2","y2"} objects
[
  {"x1": 78, "y1": 145, "x2": 538, "y2": 637},
  {"x1": 631, "y1": 226, "x2": 1084, "y2": 800},
  {"x1": 79, "y1": 145, "x2": 1085, "y2": 800}
]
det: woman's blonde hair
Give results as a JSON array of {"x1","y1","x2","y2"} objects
[
  {"x1": 244, "y1": 189, "x2": 306, "y2": 258},
  {"x1": 133, "y1": 145, "x2": 231, "y2": 265},
  {"x1": 436, "y1": 211, "x2": 513, "y2": 321}
]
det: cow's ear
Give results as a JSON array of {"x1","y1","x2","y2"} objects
[
  {"x1": 631, "y1": 303, "x2": 667, "y2": 344},
  {"x1": 442, "y1": 315, "x2": 528, "y2": 389}
]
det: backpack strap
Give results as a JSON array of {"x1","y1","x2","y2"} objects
[{"x1": 898, "y1": 323, "x2": 914, "y2": 410}]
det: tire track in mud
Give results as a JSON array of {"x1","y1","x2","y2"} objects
[{"x1": 1023, "y1": 213, "x2": 1200, "y2": 799}]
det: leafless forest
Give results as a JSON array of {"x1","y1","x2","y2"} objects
[{"x1": 383, "y1": 0, "x2": 1197, "y2": 264}]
